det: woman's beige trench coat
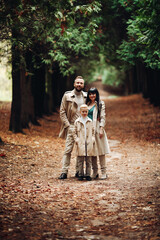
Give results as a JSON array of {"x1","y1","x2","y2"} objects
[
  {"x1": 73, "y1": 117, "x2": 97, "y2": 157},
  {"x1": 89, "y1": 100, "x2": 110, "y2": 156}
]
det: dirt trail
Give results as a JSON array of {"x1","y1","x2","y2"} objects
[{"x1": 0, "y1": 87, "x2": 160, "y2": 239}]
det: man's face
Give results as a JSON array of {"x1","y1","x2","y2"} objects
[
  {"x1": 80, "y1": 107, "x2": 88, "y2": 118},
  {"x1": 74, "y1": 78, "x2": 84, "y2": 92}
]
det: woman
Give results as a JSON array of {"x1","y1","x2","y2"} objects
[{"x1": 86, "y1": 87, "x2": 110, "y2": 179}]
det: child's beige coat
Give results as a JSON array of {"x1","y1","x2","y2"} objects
[{"x1": 73, "y1": 117, "x2": 97, "y2": 156}]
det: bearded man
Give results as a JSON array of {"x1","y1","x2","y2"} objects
[{"x1": 58, "y1": 76, "x2": 87, "y2": 179}]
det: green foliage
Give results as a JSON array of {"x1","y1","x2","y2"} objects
[
  {"x1": 1, "y1": 0, "x2": 160, "y2": 79},
  {"x1": 75, "y1": 53, "x2": 125, "y2": 87},
  {"x1": 0, "y1": 0, "x2": 102, "y2": 76},
  {"x1": 101, "y1": 67, "x2": 124, "y2": 86},
  {"x1": 91, "y1": 0, "x2": 160, "y2": 72},
  {"x1": 96, "y1": 0, "x2": 129, "y2": 68},
  {"x1": 74, "y1": 52, "x2": 101, "y2": 82},
  {"x1": 117, "y1": 0, "x2": 160, "y2": 69}
]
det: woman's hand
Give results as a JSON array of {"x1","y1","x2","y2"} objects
[{"x1": 99, "y1": 127, "x2": 104, "y2": 138}]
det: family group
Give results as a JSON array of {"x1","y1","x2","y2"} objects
[{"x1": 58, "y1": 76, "x2": 110, "y2": 181}]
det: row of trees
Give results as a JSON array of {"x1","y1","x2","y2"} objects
[
  {"x1": 115, "y1": 0, "x2": 160, "y2": 105},
  {"x1": 0, "y1": 0, "x2": 160, "y2": 132},
  {"x1": 1, "y1": 0, "x2": 102, "y2": 132}
]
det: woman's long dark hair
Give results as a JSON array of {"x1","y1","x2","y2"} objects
[{"x1": 86, "y1": 87, "x2": 101, "y2": 119}]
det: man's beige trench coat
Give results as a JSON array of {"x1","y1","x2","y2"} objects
[
  {"x1": 88, "y1": 100, "x2": 110, "y2": 156},
  {"x1": 59, "y1": 89, "x2": 87, "y2": 139},
  {"x1": 73, "y1": 117, "x2": 97, "y2": 157}
]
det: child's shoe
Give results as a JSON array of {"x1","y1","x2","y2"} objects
[
  {"x1": 78, "y1": 176, "x2": 83, "y2": 181},
  {"x1": 86, "y1": 176, "x2": 92, "y2": 181},
  {"x1": 75, "y1": 172, "x2": 79, "y2": 178}
]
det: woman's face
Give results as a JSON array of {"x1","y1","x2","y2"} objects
[{"x1": 89, "y1": 92, "x2": 96, "y2": 102}]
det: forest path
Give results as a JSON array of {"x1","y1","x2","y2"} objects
[
  {"x1": 86, "y1": 80, "x2": 111, "y2": 100},
  {"x1": 0, "y1": 87, "x2": 160, "y2": 239}
]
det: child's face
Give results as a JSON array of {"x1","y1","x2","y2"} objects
[{"x1": 80, "y1": 107, "x2": 88, "y2": 118}]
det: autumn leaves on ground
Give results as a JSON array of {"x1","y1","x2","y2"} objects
[{"x1": 0, "y1": 92, "x2": 160, "y2": 240}]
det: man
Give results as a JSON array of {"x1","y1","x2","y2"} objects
[{"x1": 58, "y1": 76, "x2": 87, "y2": 179}]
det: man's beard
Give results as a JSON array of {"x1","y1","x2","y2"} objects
[{"x1": 75, "y1": 87, "x2": 83, "y2": 92}]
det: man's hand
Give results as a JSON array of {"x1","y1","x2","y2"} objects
[{"x1": 75, "y1": 138, "x2": 79, "y2": 144}]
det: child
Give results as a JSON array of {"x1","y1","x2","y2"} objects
[{"x1": 73, "y1": 104, "x2": 96, "y2": 181}]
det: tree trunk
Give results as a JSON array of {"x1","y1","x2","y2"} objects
[
  {"x1": 25, "y1": 50, "x2": 37, "y2": 125},
  {"x1": 125, "y1": 68, "x2": 134, "y2": 95},
  {"x1": 27, "y1": 75, "x2": 37, "y2": 124},
  {"x1": 43, "y1": 66, "x2": 53, "y2": 114},
  {"x1": 20, "y1": 68, "x2": 30, "y2": 128},
  {"x1": 9, "y1": 44, "x2": 22, "y2": 133},
  {"x1": 52, "y1": 62, "x2": 67, "y2": 109},
  {"x1": 32, "y1": 65, "x2": 45, "y2": 119},
  {"x1": 146, "y1": 68, "x2": 160, "y2": 106},
  {"x1": 134, "y1": 62, "x2": 160, "y2": 106}
]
